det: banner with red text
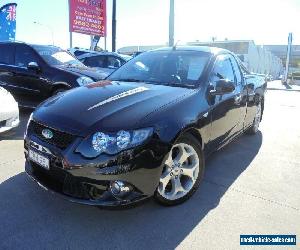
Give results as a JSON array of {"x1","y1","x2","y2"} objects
[{"x1": 69, "y1": 0, "x2": 106, "y2": 36}]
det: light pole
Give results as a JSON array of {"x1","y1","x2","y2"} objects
[
  {"x1": 284, "y1": 33, "x2": 293, "y2": 84},
  {"x1": 169, "y1": 0, "x2": 174, "y2": 47},
  {"x1": 33, "y1": 21, "x2": 54, "y2": 46},
  {"x1": 112, "y1": 0, "x2": 116, "y2": 52}
]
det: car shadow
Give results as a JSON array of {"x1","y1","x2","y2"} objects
[
  {"x1": 0, "y1": 131, "x2": 262, "y2": 249},
  {"x1": 0, "y1": 108, "x2": 32, "y2": 141}
]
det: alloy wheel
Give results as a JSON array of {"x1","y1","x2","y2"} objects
[{"x1": 158, "y1": 143, "x2": 200, "y2": 201}]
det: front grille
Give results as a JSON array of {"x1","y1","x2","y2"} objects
[{"x1": 28, "y1": 120, "x2": 75, "y2": 150}]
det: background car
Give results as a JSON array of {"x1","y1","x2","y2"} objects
[
  {"x1": 266, "y1": 74, "x2": 273, "y2": 82},
  {"x1": 0, "y1": 41, "x2": 107, "y2": 107},
  {"x1": 77, "y1": 51, "x2": 132, "y2": 76},
  {"x1": 67, "y1": 47, "x2": 94, "y2": 57},
  {"x1": 0, "y1": 87, "x2": 19, "y2": 133}
]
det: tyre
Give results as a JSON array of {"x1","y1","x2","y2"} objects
[
  {"x1": 246, "y1": 101, "x2": 262, "y2": 135},
  {"x1": 154, "y1": 133, "x2": 205, "y2": 206}
]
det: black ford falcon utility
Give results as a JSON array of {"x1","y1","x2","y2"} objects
[{"x1": 24, "y1": 46, "x2": 266, "y2": 207}]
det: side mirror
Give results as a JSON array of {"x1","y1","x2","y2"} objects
[
  {"x1": 210, "y1": 79, "x2": 235, "y2": 95},
  {"x1": 27, "y1": 62, "x2": 40, "y2": 72}
]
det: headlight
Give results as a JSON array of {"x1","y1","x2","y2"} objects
[
  {"x1": 76, "y1": 76, "x2": 94, "y2": 86},
  {"x1": 76, "y1": 128, "x2": 153, "y2": 158},
  {"x1": 24, "y1": 112, "x2": 33, "y2": 138},
  {"x1": 116, "y1": 130, "x2": 131, "y2": 149}
]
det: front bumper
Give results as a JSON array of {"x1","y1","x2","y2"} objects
[{"x1": 24, "y1": 133, "x2": 170, "y2": 207}]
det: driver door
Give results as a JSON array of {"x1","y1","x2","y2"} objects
[
  {"x1": 12, "y1": 44, "x2": 46, "y2": 104},
  {"x1": 208, "y1": 54, "x2": 243, "y2": 149}
]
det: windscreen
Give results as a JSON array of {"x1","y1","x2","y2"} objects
[
  {"x1": 33, "y1": 45, "x2": 84, "y2": 67},
  {"x1": 108, "y1": 50, "x2": 210, "y2": 87}
]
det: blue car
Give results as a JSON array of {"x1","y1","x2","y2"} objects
[{"x1": 77, "y1": 51, "x2": 132, "y2": 77}]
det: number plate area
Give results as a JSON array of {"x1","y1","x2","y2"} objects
[{"x1": 29, "y1": 150, "x2": 50, "y2": 170}]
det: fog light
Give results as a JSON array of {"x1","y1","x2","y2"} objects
[{"x1": 110, "y1": 180, "x2": 132, "y2": 198}]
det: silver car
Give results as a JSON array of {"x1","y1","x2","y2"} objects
[{"x1": 0, "y1": 87, "x2": 19, "y2": 133}]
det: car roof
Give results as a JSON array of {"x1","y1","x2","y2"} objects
[
  {"x1": 0, "y1": 40, "x2": 24, "y2": 45},
  {"x1": 0, "y1": 41, "x2": 61, "y2": 49},
  {"x1": 29, "y1": 44, "x2": 63, "y2": 49},
  {"x1": 150, "y1": 46, "x2": 229, "y2": 55},
  {"x1": 78, "y1": 51, "x2": 130, "y2": 59}
]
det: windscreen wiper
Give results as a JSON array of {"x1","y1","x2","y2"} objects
[
  {"x1": 111, "y1": 78, "x2": 145, "y2": 82},
  {"x1": 167, "y1": 82, "x2": 196, "y2": 88}
]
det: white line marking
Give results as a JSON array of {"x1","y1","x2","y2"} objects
[{"x1": 87, "y1": 86, "x2": 149, "y2": 111}]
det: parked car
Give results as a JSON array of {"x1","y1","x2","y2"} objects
[
  {"x1": 77, "y1": 51, "x2": 131, "y2": 76},
  {"x1": 0, "y1": 41, "x2": 107, "y2": 107},
  {"x1": 266, "y1": 74, "x2": 273, "y2": 82},
  {"x1": 24, "y1": 46, "x2": 266, "y2": 208},
  {"x1": 0, "y1": 87, "x2": 19, "y2": 133},
  {"x1": 67, "y1": 47, "x2": 93, "y2": 57}
]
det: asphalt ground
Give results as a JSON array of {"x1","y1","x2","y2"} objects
[{"x1": 0, "y1": 87, "x2": 299, "y2": 250}]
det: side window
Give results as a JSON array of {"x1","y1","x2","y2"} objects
[
  {"x1": 229, "y1": 55, "x2": 243, "y2": 85},
  {"x1": 210, "y1": 55, "x2": 235, "y2": 85},
  {"x1": 0, "y1": 44, "x2": 14, "y2": 65},
  {"x1": 84, "y1": 56, "x2": 106, "y2": 68},
  {"x1": 107, "y1": 56, "x2": 122, "y2": 68},
  {"x1": 74, "y1": 51, "x2": 87, "y2": 57},
  {"x1": 15, "y1": 46, "x2": 39, "y2": 67}
]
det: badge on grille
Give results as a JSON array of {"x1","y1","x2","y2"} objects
[{"x1": 42, "y1": 129, "x2": 53, "y2": 139}]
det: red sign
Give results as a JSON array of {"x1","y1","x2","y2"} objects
[{"x1": 69, "y1": 0, "x2": 106, "y2": 36}]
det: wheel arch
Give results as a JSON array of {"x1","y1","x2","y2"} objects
[
  {"x1": 261, "y1": 95, "x2": 265, "y2": 120},
  {"x1": 173, "y1": 126, "x2": 204, "y2": 151},
  {"x1": 255, "y1": 93, "x2": 265, "y2": 121},
  {"x1": 51, "y1": 82, "x2": 71, "y2": 94}
]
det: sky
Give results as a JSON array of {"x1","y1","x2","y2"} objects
[{"x1": 1, "y1": 0, "x2": 300, "y2": 50}]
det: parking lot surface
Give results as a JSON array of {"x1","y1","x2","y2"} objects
[{"x1": 0, "y1": 88, "x2": 299, "y2": 250}]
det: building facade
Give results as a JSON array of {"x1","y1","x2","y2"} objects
[{"x1": 187, "y1": 40, "x2": 284, "y2": 77}]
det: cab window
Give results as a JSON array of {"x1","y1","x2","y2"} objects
[
  {"x1": 107, "y1": 56, "x2": 123, "y2": 68},
  {"x1": 210, "y1": 55, "x2": 235, "y2": 85},
  {"x1": 0, "y1": 44, "x2": 14, "y2": 65},
  {"x1": 15, "y1": 45, "x2": 39, "y2": 67},
  {"x1": 84, "y1": 56, "x2": 106, "y2": 68},
  {"x1": 229, "y1": 55, "x2": 243, "y2": 85}
]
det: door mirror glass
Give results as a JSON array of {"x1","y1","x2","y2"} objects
[
  {"x1": 27, "y1": 62, "x2": 40, "y2": 71},
  {"x1": 210, "y1": 79, "x2": 235, "y2": 95}
]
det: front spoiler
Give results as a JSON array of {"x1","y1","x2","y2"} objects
[{"x1": 25, "y1": 161, "x2": 149, "y2": 208}]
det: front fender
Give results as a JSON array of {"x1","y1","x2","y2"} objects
[{"x1": 52, "y1": 81, "x2": 72, "y2": 90}]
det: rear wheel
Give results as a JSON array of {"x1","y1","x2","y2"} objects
[
  {"x1": 246, "y1": 101, "x2": 262, "y2": 135},
  {"x1": 154, "y1": 134, "x2": 204, "y2": 206}
]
